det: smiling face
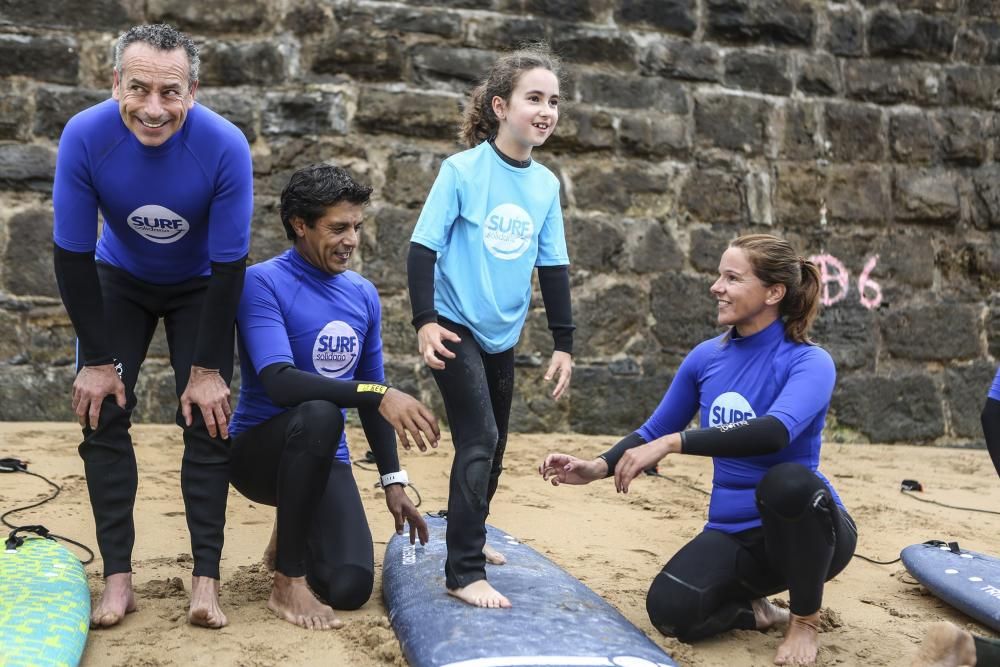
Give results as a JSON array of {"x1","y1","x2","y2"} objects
[
  {"x1": 291, "y1": 201, "x2": 365, "y2": 275},
  {"x1": 492, "y1": 67, "x2": 560, "y2": 161},
  {"x1": 711, "y1": 246, "x2": 786, "y2": 337},
  {"x1": 112, "y1": 43, "x2": 197, "y2": 147}
]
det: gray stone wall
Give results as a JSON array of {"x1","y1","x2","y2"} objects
[{"x1": 1, "y1": 0, "x2": 998, "y2": 444}]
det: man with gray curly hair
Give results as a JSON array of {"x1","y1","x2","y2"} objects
[{"x1": 52, "y1": 23, "x2": 252, "y2": 629}]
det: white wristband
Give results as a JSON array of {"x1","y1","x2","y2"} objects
[{"x1": 380, "y1": 470, "x2": 408, "y2": 488}]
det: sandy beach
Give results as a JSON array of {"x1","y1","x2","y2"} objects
[{"x1": 2, "y1": 420, "x2": 998, "y2": 666}]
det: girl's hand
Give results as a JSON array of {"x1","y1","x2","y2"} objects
[
  {"x1": 545, "y1": 350, "x2": 572, "y2": 400},
  {"x1": 539, "y1": 452, "x2": 606, "y2": 486},
  {"x1": 417, "y1": 322, "x2": 461, "y2": 370}
]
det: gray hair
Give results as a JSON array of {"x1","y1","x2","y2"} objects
[{"x1": 114, "y1": 24, "x2": 200, "y2": 85}]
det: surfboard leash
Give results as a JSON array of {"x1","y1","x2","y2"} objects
[
  {"x1": 900, "y1": 484, "x2": 1000, "y2": 517},
  {"x1": 1, "y1": 457, "x2": 95, "y2": 564},
  {"x1": 852, "y1": 481, "x2": 1000, "y2": 566}
]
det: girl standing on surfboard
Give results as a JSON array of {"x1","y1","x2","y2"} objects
[
  {"x1": 407, "y1": 44, "x2": 573, "y2": 609},
  {"x1": 541, "y1": 234, "x2": 856, "y2": 665}
]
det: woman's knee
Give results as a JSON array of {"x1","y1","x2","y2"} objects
[
  {"x1": 756, "y1": 462, "x2": 828, "y2": 520},
  {"x1": 646, "y1": 571, "x2": 701, "y2": 639}
]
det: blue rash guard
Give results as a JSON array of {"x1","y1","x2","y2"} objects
[
  {"x1": 990, "y1": 367, "x2": 1000, "y2": 402},
  {"x1": 53, "y1": 99, "x2": 252, "y2": 282},
  {"x1": 410, "y1": 141, "x2": 569, "y2": 353},
  {"x1": 230, "y1": 248, "x2": 385, "y2": 463},
  {"x1": 637, "y1": 319, "x2": 844, "y2": 533}
]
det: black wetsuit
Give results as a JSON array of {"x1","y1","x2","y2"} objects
[
  {"x1": 227, "y1": 250, "x2": 402, "y2": 608},
  {"x1": 407, "y1": 139, "x2": 574, "y2": 590},
  {"x1": 601, "y1": 323, "x2": 855, "y2": 641},
  {"x1": 52, "y1": 100, "x2": 252, "y2": 579}
]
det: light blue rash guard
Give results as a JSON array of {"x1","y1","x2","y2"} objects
[
  {"x1": 990, "y1": 367, "x2": 1000, "y2": 402},
  {"x1": 53, "y1": 99, "x2": 252, "y2": 283},
  {"x1": 230, "y1": 248, "x2": 385, "y2": 463},
  {"x1": 637, "y1": 319, "x2": 845, "y2": 533},
  {"x1": 410, "y1": 141, "x2": 569, "y2": 353}
]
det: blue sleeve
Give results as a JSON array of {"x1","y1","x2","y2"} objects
[
  {"x1": 536, "y1": 183, "x2": 569, "y2": 267},
  {"x1": 636, "y1": 344, "x2": 707, "y2": 442},
  {"x1": 207, "y1": 132, "x2": 253, "y2": 262},
  {"x1": 353, "y1": 280, "x2": 385, "y2": 383},
  {"x1": 52, "y1": 117, "x2": 99, "y2": 252},
  {"x1": 766, "y1": 347, "x2": 836, "y2": 441},
  {"x1": 236, "y1": 269, "x2": 295, "y2": 374},
  {"x1": 990, "y1": 366, "x2": 1000, "y2": 402},
  {"x1": 410, "y1": 161, "x2": 460, "y2": 252}
]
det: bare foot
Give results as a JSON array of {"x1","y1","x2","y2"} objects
[
  {"x1": 188, "y1": 575, "x2": 228, "y2": 629},
  {"x1": 267, "y1": 572, "x2": 343, "y2": 630},
  {"x1": 774, "y1": 612, "x2": 820, "y2": 665},
  {"x1": 447, "y1": 579, "x2": 512, "y2": 608},
  {"x1": 91, "y1": 572, "x2": 137, "y2": 628},
  {"x1": 752, "y1": 597, "x2": 790, "y2": 631},
  {"x1": 912, "y1": 621, "x2": 977, "y2": 667},
  {"x1": 483, "y1": 544, "x2": 507, "y2": 565},
  {"x1": 262, "y1": 520, "x2": 278, "y2": 572}
]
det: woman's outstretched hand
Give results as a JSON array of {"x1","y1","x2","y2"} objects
[
  {"x1": 539, "y1": 452, "x2": 607, "y2": 486},
  {"x1": 614, "y1": 440, "x2": 670, "y2": 493}
]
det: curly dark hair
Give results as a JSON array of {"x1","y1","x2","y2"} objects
[
  {"x1": 115, "y1": 24, "x2": 200, "y2": 84},
  {"x1": 280, "y1": 164, "x2": 373, "y2": 240}
]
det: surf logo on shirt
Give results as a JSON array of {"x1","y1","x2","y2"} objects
[
  {"x1": 127, "y1": 204, "x2": 190, "y2": 244},
  {"x1": 313, "y1": 320, "x2": 360, "y2": 378},
  {"x1": 709, "y1": 391, "x2": 757, "y2": 426},
  {"x1": 483, "y1": 203, "x2": 534, "y2": 260}
]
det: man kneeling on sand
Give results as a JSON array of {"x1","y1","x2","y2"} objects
[{"x1": 227, "y1": 164, "x2": 439, "y2": 629}]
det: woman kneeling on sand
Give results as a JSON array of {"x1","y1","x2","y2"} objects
[{"x1": 541, "y1": 234, "x2": 856, "y2": 666}]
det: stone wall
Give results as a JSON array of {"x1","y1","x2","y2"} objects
[{"x1": 1, "y1": 0, "x2": 998, "y2": 444}]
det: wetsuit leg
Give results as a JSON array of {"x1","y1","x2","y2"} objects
[
  {"x1": 982, "y1": 397, "x2": 1000, "y2": 480},
  {"x1": 755, "y1": 462, "x2": 858, "y2": 616},
  {"x1": 483, "y1": 348, "x2": 515, "y2": 508},
  {"x1": 304, "y1": 463, "x2": 375, "y2": 610},
  {"x1": 80, "y1": 264, "x2": 159, "y2": 577},
  {"x1": 163, "y1": 276, "x2": 235, "y2": 580},
  {"x1": 974, "y1": 634, "x2": 1000, "y2": 666},
  {"x1": 646, "y1": 528, "x2": 779, "y2": 642},
  {"x1": 431, "y1": 319, "x2": 499, "y2": 590},
  {"x1": 230, "y1": 401, "x2": 342, "y2": 578}
]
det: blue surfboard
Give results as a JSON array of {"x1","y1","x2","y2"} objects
[
  {"x1": 383, "y1": 515, "x2": 676, "y2": 667},
  {"x1": 902, "y1": 541, "x2": 1000, "y2": 631},
  {"x1": 0, "y1": 534, "x2": 90, "y2": 667}
]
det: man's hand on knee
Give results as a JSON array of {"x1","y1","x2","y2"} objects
[
  {"x1": 181, "y1": 366, "x2": 232, "y2": 439},
  {"x1": 73, "y1": 364, "x2": 126, "y2": 429},
  {"x1": 378, "y1": 388, "x2": 440, "y2": 451}
]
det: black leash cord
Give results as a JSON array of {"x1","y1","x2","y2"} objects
[
  {"x1": 900, "y1": 488, "x2": 1000, "y2": 516},
  {"x1": 2, "y1": 463, "x2": 95, "y2": 565}
]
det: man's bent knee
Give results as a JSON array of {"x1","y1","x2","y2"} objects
[
  {"x1": 313, "y1": 565, "x2": 373, "y2": 610},
  {"x1": 289, "y1": 400, "x2": 344, "y2": 457}
]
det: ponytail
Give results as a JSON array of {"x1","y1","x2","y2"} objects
[
  {"x1": 459, "y1": 83, "x2": 496, "y2": 148},
  {"x1": 458, "y1": 43, "x2": 561, "y2": 148},
  {"x1": 783, "y1": 257, "x2": 820, "y2": 344}
]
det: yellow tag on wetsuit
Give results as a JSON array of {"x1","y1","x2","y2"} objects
[{"x1": 357, "y1": 383, "x2": 388, "y2": 394}]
